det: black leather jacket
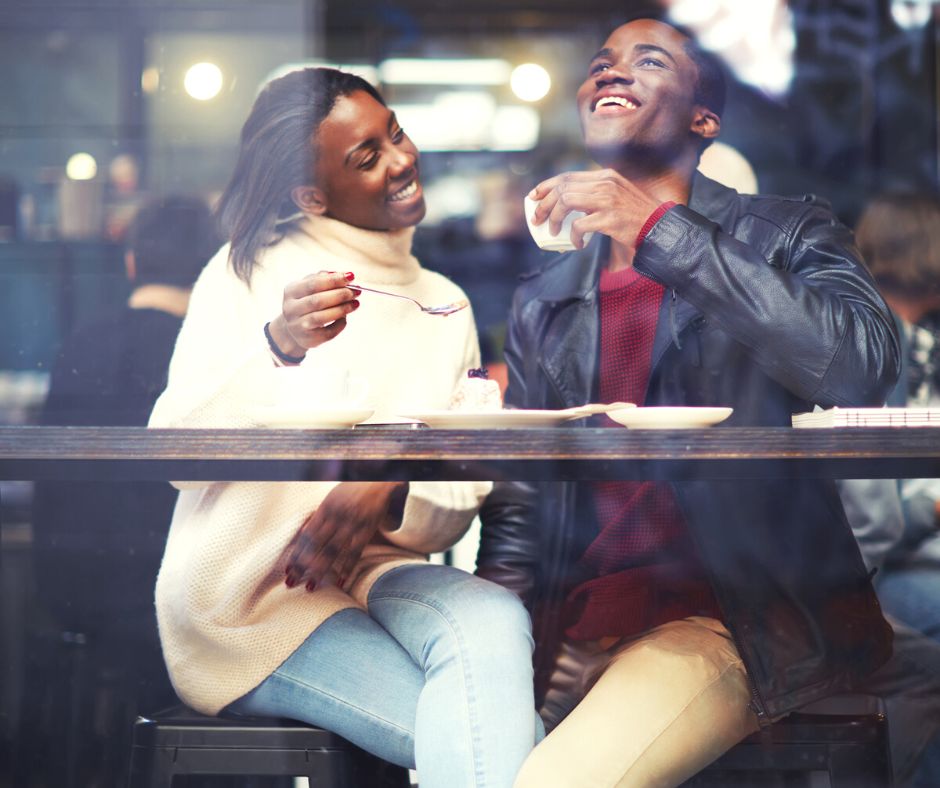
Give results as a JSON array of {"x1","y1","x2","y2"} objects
[{"x1": 477, "y1": 174, "x2": 901, "y2": 724}]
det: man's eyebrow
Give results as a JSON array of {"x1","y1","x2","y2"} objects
[
  {"x1": 589, "y1": 47, "x2": 614, "y2": 64},
  {"x1": 343, "y1": 110, "x2": 397, "y2": 165},
  {"x1": 634, "y1": 43, "x2": 677, "y2": 65}
]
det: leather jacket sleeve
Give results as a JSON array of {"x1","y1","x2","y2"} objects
[
  {"x1": 476, "y1": 479, "x2": 540, "y2": 608},
  {"x1": 475, "y1": 290, "x2": 542, "y2": 607},
  {"x1": 635, "y1": 201, "x2": 901, "y2": 408}
]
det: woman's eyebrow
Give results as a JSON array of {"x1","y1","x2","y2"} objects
[
  {"x1": 344, "y1": 136, "x2": 378, "y2": 165},
  {"x1": 343, "y1": 110, "x2": 398, "y2": 165}
]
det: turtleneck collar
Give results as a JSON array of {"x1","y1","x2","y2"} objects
[{"x1": 291, "y1": 213, "x2": 421, "y2": 285}]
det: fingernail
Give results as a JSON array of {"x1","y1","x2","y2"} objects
[
  {"x1": 350, "y1": 300, "x2": 360, "y2": 309},
  {"x1": 305, "y1": 580, "x2": 317, "y2": 592},
  {"x1": 344, "y1": 271, "x2": 355, "y2": 281},
  {"x1": 528, "y1": 188, "x2": 537, "y2": 198},
  {"x1": 285, "y1": 575, "x2": 298, "y2": 588}
]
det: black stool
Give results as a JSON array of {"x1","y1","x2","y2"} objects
[
  {"x1": 687, "y1": 695, "x2": 891, "y2": 787},
  {"x1": 127, "y1": 705, "x2": 412, "y2": 787}
]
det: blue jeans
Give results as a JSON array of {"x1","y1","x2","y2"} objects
[
  {"x1": 227, "y1": 563, "x2": 540, "y2": 788},
  {"x1": 878, "y1": 566, "x2": 940, "y2": 644},
  {"x1": 876, "y1": 570, "x2": 940, "y2": 786}
]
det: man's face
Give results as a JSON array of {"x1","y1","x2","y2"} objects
[{"x1": 576, "y1": 19, "x2": 703, "y2": 166}]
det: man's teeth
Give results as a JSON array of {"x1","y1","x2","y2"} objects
[
  {"x1": 390, "y1": 181, "x2": 418, "y2": 202},
  {"x1": 596, "y1": 96, "x2": 638, "y2": 110}
]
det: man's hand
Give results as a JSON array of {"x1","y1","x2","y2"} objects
[
  {"x1": 267, "y1": 271, "x2": 360, "y2": 361},
  {"x1": 284, "y1": 482, "x2": 408, "y2": 591},
  {"x1": 528, "y1": 169, "x2": 665, "y2": 250}
]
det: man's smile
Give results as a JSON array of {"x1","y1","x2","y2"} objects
[{"x1": 591, "y1": 90, "x2": 642, "y2": 113}]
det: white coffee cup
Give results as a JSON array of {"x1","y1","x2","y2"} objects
[
  {"x1": 523, "y1": 195, "x2": 594, "y2": 252},
  {"x1": 266, "y1": 366, "x2": 370, "y2": 411}
]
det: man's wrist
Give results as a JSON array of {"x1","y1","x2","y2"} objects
[{"x1": 634, "y1": 201, "x2": 678, "y2": 250}]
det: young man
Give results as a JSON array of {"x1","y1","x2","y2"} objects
[{"x1": 477, "y1": 18, "x2": 900, "y2": 787}]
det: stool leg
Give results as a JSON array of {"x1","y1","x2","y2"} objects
[
  {"x1": 127, "y1": 745, "x2": 175, "y2": 788},
  {"x1": 828, "y1": 743, "x2": 892, "y2": 788}
]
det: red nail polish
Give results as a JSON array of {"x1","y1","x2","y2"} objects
[
  {"x1": 351, "y1": 300, "x2": 360, "y2": 309},
  {"x1": 305, "y1": 580, "x2": 317, "y2": 592},
  {"x1": 344, "y1": 271, "x2": 355, "y2": 281},
  {"x1": 285, "y1": 575, "x2": 298, "y2": 588}
]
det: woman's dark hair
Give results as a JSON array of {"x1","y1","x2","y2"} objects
[
  {"x1": 855, "y1": 193, "x2": 940, "y2": 299},
  {"x1": 216, "y1": 68, "x2": 385, "y2": 283}
]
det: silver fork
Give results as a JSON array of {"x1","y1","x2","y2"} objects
[{"x1": 347, "y1": 284, "x2": 469, "y2": 316}]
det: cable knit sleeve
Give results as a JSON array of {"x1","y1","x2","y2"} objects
[{"x1": 380, "y1": 293, "x2": 492, "y2": 553}]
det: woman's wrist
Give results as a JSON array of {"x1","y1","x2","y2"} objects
[{"x1": 266, "y1": 315, "x2": 307, "y2": 364}]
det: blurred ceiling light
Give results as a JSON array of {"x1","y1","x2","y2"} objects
[
  {"x1": 491, "y1": 106, "x2": 541, "y2": 150},
  {"x1": 379, "y1": 58, "x2": 511, "y2": 85},
  {"x1": 510, "y1": 63, "x2": 551, "y2": 102},
  {"x1": 184, "y1": 62, "x2": 223, "y2": 101},
  {"x1": 891, "y1": 0, "x2": 934, "y2": 30},
  {"x1": 666, "y1": 0, "x2": 795, "y2": 97},
  {"x1": 65, "y1": 152, "x2": 97, "y2": 181},
  {"x1": 395, "y1": 92, "x2": 539, "y2": 151},
  {"x1": 141, "y1": 66, "x2": 160, "y2": 94}
]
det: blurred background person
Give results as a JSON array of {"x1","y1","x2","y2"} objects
[
  {"x1": 838, "y1": 191, "x2": 940, "y2": 787},
  {"x1": 854, "y1": 191, "x2": 940, "y2": 645},
  {"x1": 19, "y1": 194, "x2": 219, "y2": 787}
]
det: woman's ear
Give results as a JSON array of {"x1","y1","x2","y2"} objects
[
  {"x1": 691, "y1": 107, "x2": 721, "y2": 143},
  {"x1": 291, "y1": 185, "x2": 328, "y2": 216}
]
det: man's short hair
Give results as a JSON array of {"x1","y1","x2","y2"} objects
[
  {"x1": 682, "y1": 37, "x2": 726, "y2": 119},
  {"x1": 126, "y1": 195, "x2": 219, "y2": 288}
]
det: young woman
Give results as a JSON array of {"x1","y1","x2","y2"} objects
[{"x1": 148, "y1": 68, "x2": 538, "y2": 787}]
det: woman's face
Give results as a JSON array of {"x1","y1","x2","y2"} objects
[{"x1": 312, "y1": 90, "x2": 426, "y2": 230}]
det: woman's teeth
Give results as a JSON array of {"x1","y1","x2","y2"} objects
[{"x1": 390, "y1": 180, "x2": 418, "y2": 202}]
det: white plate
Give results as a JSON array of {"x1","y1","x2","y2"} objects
[
  {"x1": 398, "y1": 409, "x2": 583, "y2": 429},
  {"x1": 256, "y1": 407, "x2": 374, "y2": 429},
  {"x1": 606, "y1": 406, "x2": 733, "y2": 429}
]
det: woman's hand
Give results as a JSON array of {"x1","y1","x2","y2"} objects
[
  {"x1": 267, "y1": 271, "x2": 360, "y2": 361},
  {"x1": 284, "y1": 481, "x2": 409, "y2": 591}
]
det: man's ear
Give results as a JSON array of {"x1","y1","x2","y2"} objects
[
  {"x1": 291, "y1": 185, "x2": 328, "y2": 216},
  {"x1": 691, "y1": 107, "x2": 721, "y2": 143}
]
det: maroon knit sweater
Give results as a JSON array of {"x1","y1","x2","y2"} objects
[{"x1": 563, "y1": 265, "x2": 721, "y2": 641}]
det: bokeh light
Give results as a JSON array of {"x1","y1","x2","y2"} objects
[
  {"x1": 184, "y1": 62, "x2": 223, "y2": 101},
  {"x1": 510, "y1": 63, "x2": 551, "y2": 102},
  {"x1": 65, "y1": 152, "x2": 98, "y2": 181}
]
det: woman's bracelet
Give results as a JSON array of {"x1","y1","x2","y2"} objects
[{"x1": 264, "y1": 321, "x2": 306, "y2": 365}]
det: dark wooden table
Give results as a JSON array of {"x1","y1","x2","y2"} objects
[{"x1": 3, "y1": 425, "x2": 940, "y2": 481}]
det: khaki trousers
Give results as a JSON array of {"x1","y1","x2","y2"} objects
[{"x1": 514, "y1": 617, "x2": 760, "y2": 788}]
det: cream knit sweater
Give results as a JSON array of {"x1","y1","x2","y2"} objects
[{"x1": 149, "y1": 215, "x2": 491, "y2": 714}]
